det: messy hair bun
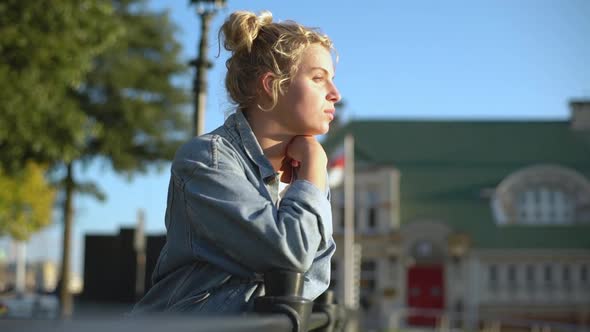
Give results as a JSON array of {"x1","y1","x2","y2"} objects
[
  {"x1": 220, "y1": 10, "x2": 334, "y2": 111},
  {"x1": 222, "y1": 10, "x2": 273, "y2": 54}
]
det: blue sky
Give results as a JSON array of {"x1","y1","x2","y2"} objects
[{"x1": 3, "y1": 0, "x2": 589, "y2": 275}]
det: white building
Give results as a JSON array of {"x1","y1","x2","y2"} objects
[{"x1": 325, "y1": 101, "x2": 590, "y2": 331}]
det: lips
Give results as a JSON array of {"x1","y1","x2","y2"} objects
[{"x1": 324, "y1": 109, "x2": 335, "y2": 120}]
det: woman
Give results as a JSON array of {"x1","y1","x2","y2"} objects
[{"x1": 132, "y1": 9, "x2": 341, "y2": 314}]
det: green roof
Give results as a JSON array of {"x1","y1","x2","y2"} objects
[{"x1": 323, "y1": 120, "x2": 590, "y2": 249}]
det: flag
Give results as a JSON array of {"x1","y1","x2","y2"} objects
[{"x1": 328, "y1": 144, "x2": 345, "y2": 188}]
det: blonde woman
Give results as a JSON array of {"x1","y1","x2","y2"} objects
[{"x1": 133, "y1": 10, "x2": 341, "y2": 314}]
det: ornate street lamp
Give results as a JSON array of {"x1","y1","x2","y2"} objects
[
  {"x1": 189, "y1": 0, "x2": 227, "y2": 136},
  {"x1": 448, "y1": 233, "x2": 471, "y2": 262}
]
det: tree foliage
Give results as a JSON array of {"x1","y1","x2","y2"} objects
[
  {"x1": 0, "y1": 0, "x2": 123, "y2": 172},
  {"x1": 77, "y1": 0, "x2": 190, "y2": 174},
  {"x1": 0, "y1": 2, "x2": 190, "y2": 314},
  {"x1": 54, "y1": 1, "x2": 190, "y2": 315},
  {"x1": 0, "y1": 0, "x2": 189, "y2": 223},
  {"x1": 0, "y1": 162, "x2": 56, "y2": 241}
]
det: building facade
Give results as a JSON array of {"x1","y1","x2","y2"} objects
[{"x1": 324, "y1": 101, "x2": 590, "y2": 331}]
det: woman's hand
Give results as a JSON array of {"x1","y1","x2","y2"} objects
[{"x1": 281, "y1": 136, "x2": 327, "y2": 190}]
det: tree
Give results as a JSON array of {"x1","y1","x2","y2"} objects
[
  {"x1": 0, "y1": 0, "x2": 190, "y2": 317},
  {"x1": 0, "y1": 0, "x2": 122, "y2": 172},
  {"x1": 55, "y1": 0, "x2": 190, "y2": 317},
  {"x1": 0, "y1": 162, "x2": 55, "y2": 242},
  {"x1": 0, "y1": 0, "x2": 122, "y2": 316},
  {"x1": 0, "y1": 162, "x2": 56, "y2": 293}
]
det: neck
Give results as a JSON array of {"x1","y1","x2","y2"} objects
[{"x1": 243, "y1": 108, "x2": 293, "y2": 172}]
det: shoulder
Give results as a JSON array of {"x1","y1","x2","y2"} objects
[
  {"x1": 174, "y1": 134, "x2": 217, "y2": 168},
  {"x1": 172, "y1": 130, "x2": 243, "y2": 176}
]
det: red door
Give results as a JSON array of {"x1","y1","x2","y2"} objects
[{"x1": 406, "y1": 265, "x2": 444, "y2": 326}]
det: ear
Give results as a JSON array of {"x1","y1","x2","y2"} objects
[{"x1": 260, "y1": 72, "x2": 275, "y2": 99}]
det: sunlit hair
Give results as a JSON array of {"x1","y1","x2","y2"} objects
[{"x1": 220, "y1": 10, "x2": 334, "y2": 111}]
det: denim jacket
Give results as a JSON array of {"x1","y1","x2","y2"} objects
[{"x1": 132, "y1": 111, "x2": 335, "y2": 314}]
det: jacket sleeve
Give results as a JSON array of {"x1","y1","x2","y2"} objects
[
  {"x1": 303, "y1": 237, "x2": 336, "y2": 300},
  {"x1": 172, "y1": 135, "x2": 333, "y2": 274}
]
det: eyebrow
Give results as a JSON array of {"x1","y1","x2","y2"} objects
[{"x1": 310, "y1": 66, "x2": 334, "y2": 78}]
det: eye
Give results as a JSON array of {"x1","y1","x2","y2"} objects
[{"x1": 313, "y1": 76, "x2": 325, "y2": 82}]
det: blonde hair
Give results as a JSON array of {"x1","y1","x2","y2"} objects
[{"x1": 220, "y1": 10, "x2": 333, "y2": 111}]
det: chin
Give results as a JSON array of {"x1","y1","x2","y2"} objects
[
  {"x1": 304, "y1": 127, "x2": 329, "y2": 136},
  {"x1": 298, "y1": 123, "x2": 330, "y2": 136},
  {"x1": 319, "y1": 128, "x2": 330, "y2": 135},
  {"x1": 319, "y1": 124, "x2": 331, "y2": 135}
]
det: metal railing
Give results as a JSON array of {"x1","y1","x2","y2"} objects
[
  {"x1": 0, "y1": 271, "x2": 352, "y2": 332},
  {"x1": 252, "y1": 270, "x2": 348, "y2": 332}
]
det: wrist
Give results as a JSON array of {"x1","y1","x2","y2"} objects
[{"x1": 298, "y1": 157, "x2": 327, "y2": 190}]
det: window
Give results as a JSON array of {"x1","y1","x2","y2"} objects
[
  {"x1": 544, "y1": 265, "x2": 552, "y2": 281},
  {"x1": 581, "y1": 265, "x2": 588, "y2": 283},
  {"x1": 366, "y1": 189, "x2": 379, "y2": 231},
  {"x1": 360, "y1": 279, "x2": 376, "y2": 290},
  {"x1": 563, "y1": 265, "x2": 572, "y2": 291},
  {"x1": 360, "y1": 259, "x2": 377, "y2": 293},
  {"x1": 525, "y1": 265, "x2": 535, "y2": 292},
  {"x1": 489, "y1": 265, "x2": 498, "y2": 281},
  {"x1": 367, "y1": 207, "x2": 377, "y2": 230},
  {"x1": 492, "y1": 165, "x2": 589, "y2": 226},
  {"x1": 544, "y1": 264, "x2": 554, "y2": 289},
  {"x1": 361, "y1": 260, "x2": 376, "y2": 271},
  {"x1": 563, "y1": 266, "x2": 570, "y2": 282},
  {"x1": 489, "y1": 264, "x2": 498, "y2": 291},
  {"x1": 517, "y1": 188, "x2": 574, "y2": 224},
  {"x1": 329, "y1": 260, "x2": 338, "y2": 290},
  {"x1": 507, "y1": 265, "x2": 517, "y2": 288}
]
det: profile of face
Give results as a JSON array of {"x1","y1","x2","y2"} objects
[{"x1": 271, "y1": 44, "x2": 341, "y2": 136}]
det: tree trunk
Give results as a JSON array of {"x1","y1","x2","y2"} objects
[
  {"x1": 59, "y1": 162, "x2": 74, "y2": 318},
  {"x1": 15, "y1": 241, "x2": 26, "y2": 294}
]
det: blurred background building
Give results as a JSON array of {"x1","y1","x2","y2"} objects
[
  {"x1": 324, "y1": 100, "x2": 590, "y2": 331},
  {"x1": 0, "y1": 260, "x2": 59, "y2": 294},
  {"x1": 0, "y1": 246, "x2": 81, "y2": 295}
]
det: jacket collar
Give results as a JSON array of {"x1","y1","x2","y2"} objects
[{"x1": 227, "y1": 111, "x2": 277, "y2": 182}]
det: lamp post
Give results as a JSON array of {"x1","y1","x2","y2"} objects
[{"x1": 189, "y1": 0, "x2": 226, "y2": 136}]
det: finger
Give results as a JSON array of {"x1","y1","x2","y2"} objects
[{"x1": 280, "y1": 168, "x2": 292, "y2": 183}]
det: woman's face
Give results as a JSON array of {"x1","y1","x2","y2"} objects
[{"x1": 273, "y1": 44, "x2": 341, "y2": 136}]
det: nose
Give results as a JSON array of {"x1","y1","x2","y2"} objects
[{"x1": 327, "y1": 82, "x2": 341, "y2": 103}]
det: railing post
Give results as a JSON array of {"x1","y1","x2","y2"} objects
[
  {"x1": 254, "y1": 271, "x2": 313, "y2": 332},
  {"x1": 312, "y1": 290, "x2": 338, "y2": 332}
]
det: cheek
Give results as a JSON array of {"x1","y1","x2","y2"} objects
[
  {"x1": 281, "y1": 82, "x2": 324, "y2": 120},
  {"x1": 295, "y1": 87, "x2": 323, "y2": 110},
  {"x1": 284, "y1": 87, "x2": 310, "y2": 111},
  {"x1": 287, "y1": 83, "x2": 308, "y2": 101}
]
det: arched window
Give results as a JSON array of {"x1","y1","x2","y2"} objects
[
  {"x1": 492, "y1": 165, "x2": 590, "y2": 225},
  {"x1": 516, "y1": 187, "x2": 575, "y2": 224}
]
